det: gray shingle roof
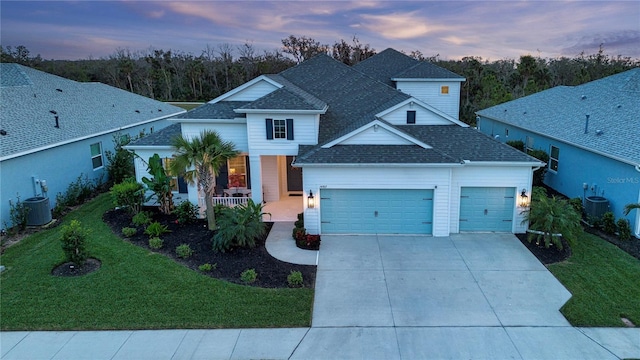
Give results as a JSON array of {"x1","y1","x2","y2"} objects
[
  {"x1": 0, "y1": 63, "x2": 184, "y2": 159},
  {"x1": 476, "y1": 68, "x2": 640, "y2": 166},
  {"x1": 296, "y1": 144, "x2": 456, "y2": 164},
  {"x1": 128, "y1": 123, "x2": 181, "y2": 147},
  {"x1": 279, "y1": 54, "x2": 411, "y2": 144},
  {"x1": 240, "y1": 87, "x2": 326, "y2": 111},
  {"x1": 175, "y1": 101, "x2": 249, "y2": 119},
  {"x1": 393, "y1": 61, "x2": 465, "y2": 80}
]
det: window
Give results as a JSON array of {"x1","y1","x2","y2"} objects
[
  {"x1": 406, "y1": 110, "x2": 416, "y2": 124},
  {"x1": 505, "y1": 128, "x2": 509, "y2": 137},
  {"x1": 549, "y1": 145, "x2": 559, "y2": 172},
  {"x1": 228, "y1": 156, "x2": 247, "y2": 188},
  {"x1": 266, "y1": 118, "x2": 294, "y2": 140},
  {"x1": 162, "y1": 158, "x2": 179, "y2": 192},
  {"x1": 90, "y1": 142, "x2": 103, "y2": 169},
  {"x1": 440, "y1": 85, "x2": 449, "y2": 94},
  {"x1": 525, "y1": 136, "x2": 534, "y2": 152},
  {"x1": 274, "y1": 119, "x2": 286, "y2": 139}
]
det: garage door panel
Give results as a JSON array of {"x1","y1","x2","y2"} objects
[
  {"x1": 460, "y1": 187, "x2": 515, "y2": 232},
  {"x1": 321, "y1": 189, "x2": 433, "y2": 234}
]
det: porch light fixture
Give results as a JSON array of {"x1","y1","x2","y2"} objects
[
  {"x1": 519, "y1": 189, "x2": 529, "y2": 208},
  {"x1": 307, "y1": 190, "x2": 315, "y2": 208}
]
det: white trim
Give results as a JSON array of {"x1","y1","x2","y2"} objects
[
  {"x1": 208, "y1": 75, "x2": 283, "y2": 103},
  {"x1": 0, "y1": 112, "x2": 184, "y2": 161},
  {"x1": 461, "y1": 160, "x2": 546, "y2": 167},
  {"x1": 124, "y1": 145, "x2": 174, "y2": 151},
  {"x1": 173, "y1": 118, "x2": 247, "y2": 124},
  {"x1": 293, "y1": 162, "x2": 463, "y2": 168},
  {"x1": 321, "y1": 119, "x2": 432, "y2": 149},
  {"x1": 376, "y1": 98, "x2": 468, "y2": 127}
]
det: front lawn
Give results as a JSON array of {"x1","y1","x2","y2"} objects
[
  {"x1": 548, "y1": 231, "x2": 640, "y2": 327},
  {"x1": 0, "y1": 194, "x2": 313, "y2": 330}
]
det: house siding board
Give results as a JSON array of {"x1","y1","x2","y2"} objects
[
  {"x1": 303, "y1": 166, "x2": 450, "y2": 236},
  {"x1": 395, "y1": 81, "x2": 462, "y2": 119},
  {"x1": 380, "y1": 103, "x2": 452, "y2": 125},
  {"x1": 181, "y1": 122, "x2": 249, "y2": 152},
  {"x1": 1, "y1": 123, "x2": 158, "y2": 226},
  {"x1": 225, "y1": 80, "x2": 279, "y2": 101},
  {"x1": 246, "y1": 113, "x2": 317, "y2": 155},
  {"x1": 340, "y1": 127, "x2": 414, "y2": 145}
]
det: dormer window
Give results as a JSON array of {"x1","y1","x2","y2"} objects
[
  {"x1": 440, "y1": 85, "x2": 449, "y2": 95},
  {"x1": 406, "y1": 110, "x2": 416, "y2": 124},
  {"x1": 266, "y1": 118, "x2": 294, "y2": 140}
]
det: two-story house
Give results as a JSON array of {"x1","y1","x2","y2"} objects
[{"x1": 128, "y1": 49, "x2": 542, "y2": 236}]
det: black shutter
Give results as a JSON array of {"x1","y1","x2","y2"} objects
[
  {"x1": 266, "y1": 118, "x2": 273, "y2": 140},
  {"x1": 407, "y1": 110, "x2": 416, "y2": 124},
  {"x1": 177, "y1": 177, "x2": 188, "y2": 194},
  {"x1": 245, "y1": 156, "x2": 251, "y2": 190},
  {"x1": 286, "y1": 118, "x2": 294, "y2": 140},
  {"x1": 215, "y1": 162, "x2": 228, "y2": 195}
]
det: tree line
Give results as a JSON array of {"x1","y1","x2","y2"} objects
[{"x1": 2, "y1": 36, "x2": 638, "y2": 125}]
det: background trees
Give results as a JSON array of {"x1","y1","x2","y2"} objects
[{"x1": 2, "y1": 38, "x2": 637, "y2": 125}]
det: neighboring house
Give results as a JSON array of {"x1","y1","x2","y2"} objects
[
  {"x1": 128, "y1": 48, "x2": 542, "y2": 236},
  {"x1": 0, "y1": 63, "x2": 185, "y2": 229},
  {"x1": 476, "y1": 68, "x2": 640, "y2": 238}
]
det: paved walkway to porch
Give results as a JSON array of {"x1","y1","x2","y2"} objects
[{"x1": 264, "y1": 222, "x2": 318, "y2": 266}]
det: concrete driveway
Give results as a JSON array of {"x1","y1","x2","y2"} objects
[{"x1": 312, "y1": 233, "x2": 572, "y2": 328}]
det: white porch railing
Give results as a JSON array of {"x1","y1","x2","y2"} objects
[{"x1": 198, "y1": 196, "x2": 249, "y2": 209}]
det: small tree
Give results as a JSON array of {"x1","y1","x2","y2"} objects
[
  {"x1": 523, "y1": 187, "x2": 582, "y2": 250},
  {"x1": 141, "y1": 154, "x2": 174, "y2": 214},
  {"x1": 61, "y1": 220, "x2": 89, "y2": 266}
]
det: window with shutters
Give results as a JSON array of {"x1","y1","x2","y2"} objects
[{"x1": 266, "y1": 118, "x2": 294, "y2": 140}]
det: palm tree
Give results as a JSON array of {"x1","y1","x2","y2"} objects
[
  {"x1": 623, "y1": 203, "x2": 640, "y2": 216},
  {"x1": 170, "y1": 130, "x2": 239, "y2": 230}
]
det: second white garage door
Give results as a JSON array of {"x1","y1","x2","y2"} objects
[{"x1": 320, "y1": 189, "x2": 434, "y2": 234}]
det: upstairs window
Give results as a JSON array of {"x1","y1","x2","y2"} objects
[
  {"x1": 266, "y1": 118, "x2": 294, "y2": 140},
  {"x1": 440, "y1": 85, "x2": 449, "y2": 95},
  {"x1": 549, "y1": 145, "x2": 560, "y2": 172},
  {"x1": 90, "y1": 142, "x2": 103, "y2": 170},
  {"x1": 406, "y1": 110, "x2": 416, "y2": 124}
]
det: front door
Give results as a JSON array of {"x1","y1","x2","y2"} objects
[{"x1": 286, "y1": 156, "x2": 303, "y2": 192}]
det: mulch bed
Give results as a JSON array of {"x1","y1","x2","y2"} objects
[
  {"x1": 51, "y1": 258, "x2": 102, "y2": 277},
  {"x1": 102, "y1": 207, "x2": 316, "y2": 288},
  {"x1": 516, "y1": 233, "x2": 572, "y2": 265}
]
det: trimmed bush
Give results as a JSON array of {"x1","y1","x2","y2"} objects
[
  {"x1": 121, "y1": 227, "x2": 137, "y2": 237},
  {"x1": 132, "y1": 211, "x2": 152, "y2": 226},
  {"x1": 60, "y1": 220, "x2": 89, "y2": 266},
  {"x1": 198, "y1": 263, "x2": 216, "y2": 272},
  {"x1": 506, "y1": 140, "x2": 525, "y2": 151},
  {"x1": 287, "y1": 270, "x2": 303, "y2": 288},
  {"x1": 602, "y1": 212, "x2": 617, "y2": 235},
  {"x1": 176, "y1": 243, "x2": 193, "y2": 258},
  {"x1": 617, "y1": 219, "x2": 631, "y2": 241},
  {"x1": 240, "y1": 269, "x2": 257, "y2": 284},
  {"x1": 175, "y1": 201, "x2": 199, "y2": 224},
  {"x1": 144, "y1": 221, "x2": 170, "y2": 238},
  {"x1": 149, "y1": 237, "x2": 164, "y2": 249},
  {"x1": 110, "y1": 179, "x2": 144, "y2": 214},
  {"x1": 212, "y1": 200, "x2": 269, "y2": 252}
]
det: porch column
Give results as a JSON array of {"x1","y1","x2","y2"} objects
[{"x1": 249, "y1": 155, "x2": 263, "y2": 204}]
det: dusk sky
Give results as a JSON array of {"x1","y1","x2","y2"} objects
[{"x1": 1, "y1": 1, "x2": 639, "y2": 61}]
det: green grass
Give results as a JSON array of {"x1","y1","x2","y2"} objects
[
  {"x1": 548, "y1": 231, "x2": 640, "y2": 327},
  {"x1": 167, "y1": 102, "x2": 204, "y2": 111},
  {"x1": 0, "y1": 193, "x2": 313, "y2": 330}
]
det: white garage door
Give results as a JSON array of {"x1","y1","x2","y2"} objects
[{"x1": 320, "y1": 189, "x2": 433, "y2": 234}]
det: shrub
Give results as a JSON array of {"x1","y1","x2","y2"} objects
[
  {"x1": 8, "y1": 195, "x2": 30, "y2": 234},
  {"x1": 132, "y1": 211, "x2": 152, "y2": 226},
  {"x1": 110, "y1": 179, "x2": 144, "y2": 214},
  {"x1": 569, "y1": 198, "x2": 584, "y2": 218},
  {"x1": 240, "y1": 268, "x2": 257, "y2": 284},
  {"x1": 523, "y1": 191, "x2": 582, "y2": 250},
  {"x1": 104, "y1": 131, "x2": 146, "y2": 187},
  {"x1": 141, "y1": 154, "x2": 175, "y2": 215},
  {"x1": 526, "y1": 149, "x2": 549, "y2": 186},
  {"x1": 149, "y1": 237, "x2": 164, "y2": 249},
  {"x1": 144, "y1": 221, "x2": 170, "y2": 238},
  {"x1": 199, "y1": 263, "x2": 216, "y2": 272},
  {"x1": 297, "y1": 234, "x2": 321, "y2": 249},
  {"x1": 121, "y1": 227, "x2": 137, "y2": 237},
  {"x1": 287, "y1": 270, "x2": 303, "y2": 288},
  {"x1": 62, "y1": 174, "x2": 96, "y2": 207},
  {"x1": 506, "y1": 140, "x2": 525, "y2": 151},
  {"x1": 294, "y1": 212, "x2": 304, "y2": 228},
  {"x1": 176, "y1": 243, "x2": 193, "y2": 258},
  {"x1": 60, "y1": 220, "x2": 89, "y2": 266},
  {"x1": 175, "y1": 201, "x2": 199, "y2": 224},
  {"x1": 602, "y1": 212, "x2": 617, "y2": 235},
  {"x1": 617, "y1": 219, "x2": 631, "y2": 241},
  {"x1": 212, "y1": 200, "x2": 269, "y2": 252},
  {"x1": 293, "y1": 227, "x2": 306, "y2": 241}
]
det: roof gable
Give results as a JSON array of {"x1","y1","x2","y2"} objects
[
  {"x1": 323, "y1": 120, "x2": 431, "y2": 148},
  {"x1": 209, "y1": 75, "x2": 281, "y2": 103},
  {"x1": 376, "y1": 98, "x2": 468, "y2": 127},
  {"x1": 476, "y1": 68, "x2": 640, "y2": 166}
]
